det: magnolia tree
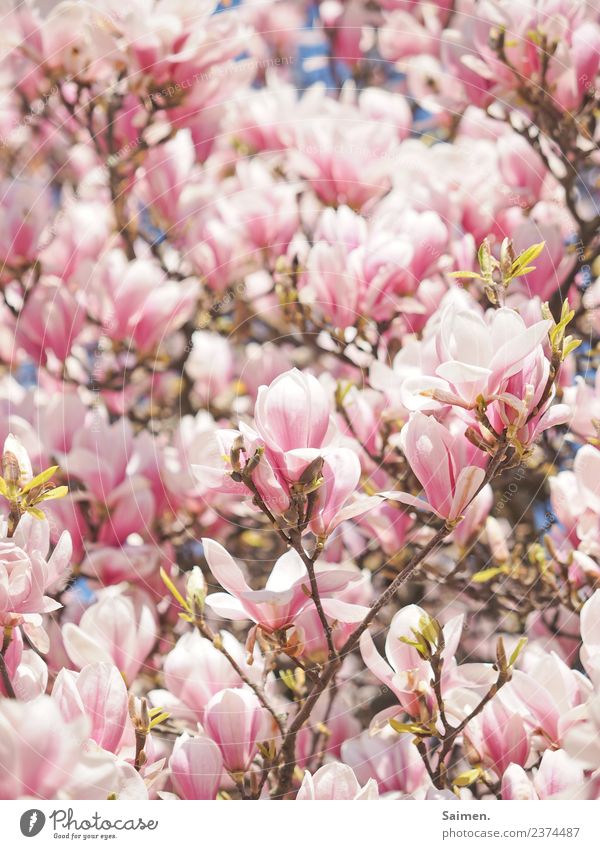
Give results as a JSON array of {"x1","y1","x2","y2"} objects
[{"x1": 1, "y1": 0, "x2": 600, "y2": 801}]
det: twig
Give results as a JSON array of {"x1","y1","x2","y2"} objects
[{"x1": 0, "y1": 628, "x2": 16, "y2": 699}]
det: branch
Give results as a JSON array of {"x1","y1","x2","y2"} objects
[{"x1": 0, "y1": 628, "x2": 16, "y2": 699}]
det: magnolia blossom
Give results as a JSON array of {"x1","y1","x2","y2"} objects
[
  {"x1": 341, "y1": 728, "x2": 429, "y2": 797},
  {"x1": 203, "y1": 538, "x2": 357, "y2": 633},
  {"x1": 1, "y1": 0, "x2": 599, "y2": 809},
  {"x1": 253, "y1": 368, "x2": 333, "y2": 476},
  {"x1": 169, "y1": 734, "x2": 223, "y2": 800},
  {"x1": 0, "y1": 626, "x2": 47, "y2": 700},
  {"x1": 0, "y1": 695, "x2": 117, "y2": 800},
  {"x1": 360, "y1": 604, "x2": 496, "y2": 726},
  {"x1": 404, "y1": 304, "x2": 552, "y2": 409},
  {"x1": 0, "y1": 514, "x2": 72, "y2": 626},
  {"x1": 465, "y1": 695, "x2": 530, "y2": 779},
  {"x1": 149, "y1": 629, "x2": 262, "y2": 721},
  {"x1": 193, "y1": 368, "x2": 380, "y2": 531},
  {"x1": 501, "y1": 750, "x2": 584, "y2": 800},
  {"x1": 0, "y1": 180, "x2": 50, "y2": 268},
  {"x1": 203, "y1": 688, "x2": 268, "y2": 775},
  {"x1": 296, "y1": 763, "x2": 379, "y2": 800},
  {"x1": 51, "y1": 663, "x2": 128, "y2": 755},
  {"x1": 62, "y1": 588, "x2": 157, "y2": 684},
  {"x1": 507, "y1": 651, "x2": 590, "y2": 748},
  {"x1": 384, "y1": 411, "x2": 486, "y2": 521}
]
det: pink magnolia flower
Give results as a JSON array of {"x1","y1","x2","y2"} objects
[
  {"x1": 356, "y1": 500, "x2": 415, "y2": 557},
  {"x1": 60, "y1": 415, "x2": 159, "y2": 547},
  {"x1": 191, "y1": 423, "x2": 290, "y2": 515},
  {"x1": 295, "y1": 690, "x2": 362, "y2": 767},
  {"x1": 563, "y1": 372, "x2": 600, "y2": 442},
  {"x1": 471, "y1": 1, "x2": 600, "y2": 113},
  {"x1": 501, "y1": 750, "x2": 584, "y2": 800},
  {"x1": 16, "y1": 277, "x2": 86, "y2": 365},
  {"x1": 563, "y1": 693, "x2": 600, "y2": 772},
  {"x1": 253, "y1": 368, "x2": 332, "y2": 471},
  {"x1": 501, "y1": 763, "x2": 537, "y2": 800},
  {"x1": 572, "y1": 444, "x2": 600, "y2": 515},
  {"x1": 88, "y1": 253, "x2": 200, "y2": 352},
  {"x1": 509, "y1": 205, "x2": 573, "y2": 301},
  {"x1": 227, "y1": 159, "x2": 300, "y2": 259},
  {"x1": 452, "y1": 484, "x2": 493, "y2": 548},
  {"x1": 432, "y1": 304, "x2": 552, "y2": 408},
  {"x1": 299, "y1": 204, "x2": 447, "y2": 329},
  {"x1": 497, "y1": 133, "x2": 547, "y2": 206},
  {"x1": 0, "y1": 514, "x2": 72, "y2": 627},
  {"x1": 508, "y1": 651, "x2": 590, "y2": 747},
  {"x1": 185, "y1": 331, "x2": 234, "y2": 404},
  {"x1": 0, "y1": 626, "x2": 47, "y2": 700},
  {"x1": 384, "y1": 411, "x2": 486, "y2": 521},
  {"x1": 579, "y1": 590, "x2": 600, "y2": 686},
  {"x1": 308, "y1": 448, "x2": 380, "y2": 537},
  {"x1": 360, "y1": 604, "x2": 495, "y2": 725},
  {"x1": 486, "y1": 345, "x2": 570, "y2": 446},
  {"x1": 286, "y1": 93, "x2": 399, "y2": 209},
  {"x1": 183, "y1": 195, "x2": 248, "y2": 294},
  {"x1": 293, "y1": 598, "x2": 369, "y2": 662},
  {"x1": 138, "y1": 132, "x2": 195, "y2": 228},
  {"x1": 531, "y1": 749, "x2": 584, "y2": 799},
  {"x1": 40, "y1": 200, "x2": 112, "y2": 286},
  {"x1": 149, "y1": 629, "x2": 259, "y2": 721},
  {"x1": 236, "y1": 341, "x2": 295, "y2": 401},
  {"x1": 296, "y1": 763, "x2": 379, "y2": 800},
  {"x1": 169, "y1": 734, "x2": 223, "y2": 800},
  {"x1": 341, "y1": 728, "x2": 430, "y2": 797},
  {"x1": 465, "y1": 696, "x2": 530, "y2": 779},
  {"x1": 204, "y1": 687, "x2": 268, "y2": 775},
  {"x1": 203, "y1": 538, "x2": 357, "y2": 633},
  {"x1": 62, "y1": 588, "x2": 157, "y2": 685},
  {"x1": 0, "y1": 695, "x2": 117, "y2": 800},
  {"x1": 0, "y1": 179, "x2": 51, "y2": 269},
  {"x1": 192, "y1": 369, "x2": 374, "y2": 531},
  {"x1": 81, "y1": 544, "x2": 161, "y2": 588},
  {"x1": 52, "y1": 662, "x2": 128, "y2": 754}
]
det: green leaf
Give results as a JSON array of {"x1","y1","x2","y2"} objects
[
  {"x1": 563, "y1": 337, "x2": 582, "y2": 358},
  {"x1": 279, "y1": 669, "x2": 297, "y2": 691},
  {"x1": 511, "y1": 241, "x2": 545, "y2": 274},
  {"x1": 160, "y1": 567, "x2": 190, "y2": 612},
  {"x1": 453, "y1": 768, "x2": 482, "y2": 787},
  {"x1": 399, "y1": 634, "x2": 429, "y2": 658},
  {"x1": 510, "y1": 265, "x2": 536, "y2": 278},
  {"x1": 448, "y1": 270, "x2": 483, "y2": 280},
  {"x1": 20, "y1": 465, "x2": 59, "y2": 494},
  {"x1": 472, "y1": 566, "x2": 509, "y2": 583},
  {"x1": 38, "y1": 485, "x2": 69, "y2": 501},
  {"x1": 149, "y1": 711, "x2": 170, "y2": 729},
  {"x1": 26, "y1": 507, "x2": 45, "y2": 520},
  {"x1": 418, "y1": 614, "x2": 441, "y2": 646},
  {"x1": 389, "y1": 719, "x2": 430, "y2": 736},
  {"x1": 509, "y1": 637, "x2": 528, "y2": 667}
]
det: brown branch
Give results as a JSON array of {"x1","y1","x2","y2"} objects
[
  {"x1": 288, "y1": 528, "x2": 337, "y2": 660},
  {"x1": 0, "y1": 652, "x2": 15, "y2": 699},
  {"x1": 0, "y1": 627, "x2": 16, "y2": 699}
]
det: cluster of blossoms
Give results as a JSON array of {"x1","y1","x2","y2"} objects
[{"x1": 0, "y1": 0, "x2": 600, "y2": 802}]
